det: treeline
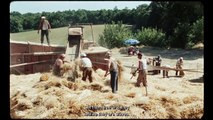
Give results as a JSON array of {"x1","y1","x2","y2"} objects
[{"x1": 10, "y1": 1, "x2": 203, "y2": 48}]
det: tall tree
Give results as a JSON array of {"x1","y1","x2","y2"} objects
[{"x1": 133, "y1": 4, "x2": 150, "y2": 29}]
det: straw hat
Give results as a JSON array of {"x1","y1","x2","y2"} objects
[
  {"x1": 41, "y1": 16, "x2": 46, "y2": 19},
  {"x1": 60, "y1": 54, "x2": 65, "y2": 58},
  {"x1": 80, "y1": 53, "x2": 86, "y2": 57},
  {"x1": 105, "y1": 51, "x2": 112, "y2": 57}
]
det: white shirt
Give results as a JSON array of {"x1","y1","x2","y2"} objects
[
  {"x1": 81, "y1": 57, "x2": 92, "y2": 68},
  {"x1": 176, "y1": 59, "x2": 183, "y2": 66},
  {"x1": 42, "y1": 20, "x2": 50, "y2": 30},
  {"x1": 138, "y1": 59, "x2": 147, "y2": 70}
]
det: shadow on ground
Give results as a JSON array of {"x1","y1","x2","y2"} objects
[{"x1": 188, "y1": 76, "x2": 203, "y2": 83}]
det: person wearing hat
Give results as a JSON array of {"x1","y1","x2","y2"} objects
[
  {"x1": 38, "y1": 16, "x2": 51, "y2": 45},
  {"x1": 128, "y1": 46, "x2": 134, "y2": 55},
  {"x1": 104, "y1": 51, "x2": 119, "y2": 93},
  {"x1": 52, "y1": 54, "x2": 66, "y2": 76},
  {"x1": 153, "y1": 55, "x2": 162, "y2": 74},
  {"x1": 136, "y1": 52, "x2": 148, "y2": 96},
  {"x1": 175, "y1": 57, "x2": 184, "y2": 77},
  {"x1": 80, "y1": 53, "x2": 93, "y2": 83}
]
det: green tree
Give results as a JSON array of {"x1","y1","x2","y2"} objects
[
  {"x1": 99, "y1": 21, "x2": 133, "y2": 49},
  {"x1": 170, "y1": 22, "x2": 191, "y2": 48},
  {"x1": 162, "y1": 2, "x2": 203, "y2": 39},
  {"x1": 146, "y1": 2, "x2": 168, "y2": 29},
  {"x1": 133, "y1": 4, "x2": 150, "y2": 29},
  {"x1": 10, "y1": 12, "x2": 23, "y2": 33},
  {"x1": 136, "y1": 27, "x2": 166, "y2": 47},
  {"x1": 22, "y1": 13, "x2": 36, "y2": 30},
  {"x1": 10, "y1": 16, "x2": 23, "y2": 33},
  {"x1": 187, "y1": 17, "x2": 204, "y2": 48}
]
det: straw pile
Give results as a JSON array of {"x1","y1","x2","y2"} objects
[
  {"x1": 117, "y1": 60, "x2": 125, "y2": 82},
  {"x1": 10, "y1": 46, "x2": 204, "y2": 119}
]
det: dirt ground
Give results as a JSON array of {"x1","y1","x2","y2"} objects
[{"x1": 10, "y1": 46, "x2": 204, "y2": 119}]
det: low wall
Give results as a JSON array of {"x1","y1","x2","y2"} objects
[{"x1": 10, "y1": 41, "x2": 66, "y2": 74}]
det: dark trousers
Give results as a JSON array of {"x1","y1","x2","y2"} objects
[
  {"x1": 110, "y1": 70, "x2": 118, "y2": 93},
  {"x1": 163, "y1": 70, "x2": 169, "y2": 78},
  {"x1": 175, "y1": 65, "x2": 184, "y2": 76},
  {"x1": 156, "y1": 62, "x2": 161, "y2": 74},
  {"x1": 41, "y1": 30, "x2": 49, "y2": 44},
  {"x1": 82, "y1": 67, "x2": 93, "y2": 83}
]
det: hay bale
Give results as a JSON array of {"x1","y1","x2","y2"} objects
[
  {"x1": 155, "y1": 85, "x2": 166, "y2": 91},
  {"x1": 61, "y1": 63, "x2": 72, "y2": 72},
  {"x1": 101, "y1": 86, "x2": 111, "y2": 93},
  {"x1": 125, "y1": 93, "x2": 136, "y2": 98},
  {"x1": 183, "y1": 96, "x2": 200, "y2": 104},
  {"x1": 43, "y1": 96, "x2": 60, "y2": 109},
  {"x1": 10, "y1": 108, "x2": 22, "y2": 119},
  {"x1": 67, "y1": 82, "x2": 78, "y2": 90},
  {"x1": 89, "y1": 83, "x2": 103, "y2": 91},
  {"x1": 63, "y1": 93, "x2": 78, "y2": 100},
  {"x1": 117, "y1": 60, "x2": 125, "y2": 71},
  {"x1": 180, "y1": 103, "x2": 203, "y2": 119},
  {"x1": 12, "y1": 98, "x2": 33, "y2": 111},
  {"x1": 77, "y1": 90, "x2": 92, "y2": 101},
  {"x1": 117, "y1": 60, "x2": 125, "y2": 82},
  {"x1": 40, "y1": 73, "x2": 49, "y2": 81},
  {"x1": 66, "y1": 70, "x2": 75, "y2": 82},
  {"x1": 159, "y1": 96, "x2": 182, "y2": 106},
  {"x1": 61, "y1": 80, "x2": 68, "y2": 87},
  {"x1": 107, "y1": 95, "x2": 114, "y2": 99},
  {"x1": 32, "y1": 96, "x2": 43, "y2": 106},
  {"x1": 166, "y1": 107, "x2": 181, "y2": 119},
  {"x1": 45, "y1": 80, "x2": 62, "y2": 89},
  {"x1": 68, "y1": 100, "x2": 85, "y2": 116},
  {"x1": 135, "y1": 96, "x2": 150, "y2": 105}
]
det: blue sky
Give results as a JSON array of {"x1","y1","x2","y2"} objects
[{"x1": 10, "y1": 1, "x2": 151, "y2": 14}]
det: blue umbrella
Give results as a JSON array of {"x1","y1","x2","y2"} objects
[{"x1": 124, "y1": 39, "x2": 140, "y2": 45}]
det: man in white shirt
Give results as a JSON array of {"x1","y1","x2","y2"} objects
[
  {"x1": 176, "y1": 57, "x2": 185, "y2": 77},
  {"x1": 136, "y1": 52, "x2": 148, "y2": 95},
  {"x1": 80, "y1": 53, "x2": 93, "y2": 83},
  {"x1": 38, "y1": 16, "x2": 51, "y2": 45}
]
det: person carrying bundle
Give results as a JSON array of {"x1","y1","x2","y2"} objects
[
  {"x1": 176, "y1": 57, "x2": 185, "y2": 77},
  {"x1": 104, "y1": 51, "x2": 119, "y2": 94},
  {"x1": 136, "y1": 52, "x2": 148, "y2": 96},
  {"x1": 80, "y1": 53, "x2": 93, "y2": 83},
  {"x1": 130, "y1": 64, "x2": 137, "y2": 80}
]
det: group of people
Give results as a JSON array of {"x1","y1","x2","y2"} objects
[
  {"x1": 52, "y1": 51, "x2": 184, "y2": 96},
  {"x1": 52, "y1": 51, "x2": 120, "y2": 94},
  {"x1": 52, "y1": 53, "x2": 93, "y2": 82},
  {"x1": 128, "y1": 46, "x2": 139, "y2": 56},
  {"x1": 147, "y1": 54, "x2": 184, "y2": 78},
  {"x1": 162, "y1": 56, "x2": 184, "y2": 78},
  {"x1": 38, "y1": 16, "x2": 185, "y2": 96}
]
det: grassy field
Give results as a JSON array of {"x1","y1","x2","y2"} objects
[{"x1": 10, "y1": 25, "x2": 106, "y2": 45}]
